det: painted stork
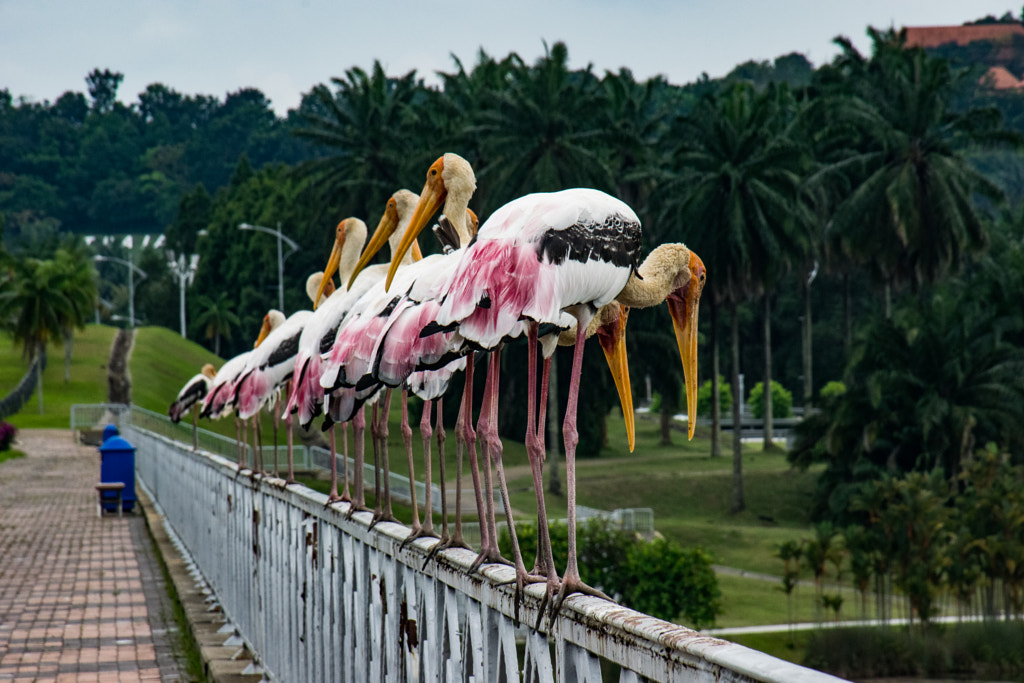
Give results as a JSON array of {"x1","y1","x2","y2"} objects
[
  {"x1": 283, "y1": 216, "x2": 367, "y2": 504},
  {"x1": 312, "y1": 191, "x2": 424, "y2": 519},
  {"x1": 169, "y1": 363, "x2": 217, "y2": 450},
  {"x1": 348, "y1": 154, "x2": 513, "y2": 559},
  {"x1": 233, "y1": 273, "x2": 332, "y2": 483},
  {"x1": 356, "y1": 208, "x2": 478, "y2": 547},
  {"x1": 385, "y1": 154, "x2": 706, "y2": 615},
  {"x1": 200, "y1": 309, "x2": 285, "y2": 469}
]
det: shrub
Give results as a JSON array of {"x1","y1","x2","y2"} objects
[
  {"x1": 696, "y1": 376, "x2": 733, "y2": 417},
  {"x1": 819, "y1": 381, "x2": 846, "y2": 400},
  {"x1": 0, "y1": 422, "x2": 16, "y2": 451},
  {"x1": 501, "y1": 519, "x2": 721, "y2": 628},
  {"x1": 748, "y1": 381, "x2": 792, "y2": 419}
]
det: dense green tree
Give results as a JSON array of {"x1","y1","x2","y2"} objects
[
  {"x1": 293, "y1": 63, "x2": 424, "y2": 227},
  {"x1": 663, "y1": 82, "x2": 811, "y2": 508},
  {"x1": 791, "y1": 281, "x2": 1024, "y2": 522},
  {"x1": 817, "y1": 29, "x2": 1013, "y2": 313},
  {"x1": 51, "y1": 240, "x2": 98, "y2": 381},
  {"x1": 0, "y1": 257, "x2": 83, "y2": 411},
  {"x1": 193, "y1": 292, "x2": 240, "y2": 357}
]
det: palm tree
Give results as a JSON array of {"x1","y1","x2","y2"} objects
[
  {"x1": 474, "y1": 42, "x2": 613, "y2": 207},
  {"x1": 663, "y1": 83, "x2": 812, "y2": 509},
  {"x1": 52, "y1": 242, "x2": 98, "y2": 382},
  {"x1": 792, "y1": 281, "x2": 1024, "y2": 524},
  {"x1": 817, "y1": 29, "x2": 1013, "y2": 313},
  {"x1": 0, "y1": 258, "x2": 79, "y2": 412},
  {"x1": 193, "y1": 292, "x2": 240, "y2": 357},
  {"x1": 293, "y1": 62, "x2": 424, "y2": 224}
]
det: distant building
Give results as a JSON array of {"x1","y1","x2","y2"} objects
[{"x1": 904, "y1": 23, "x2": 1024, "y2": 90}]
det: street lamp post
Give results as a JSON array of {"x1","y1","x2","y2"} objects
[
  {"x1": 94, "y1": 255, "x2": 148, "y2": 328},
  {"x1": 238, "y1": 222, "x2": 300, "y2": 312},
  {"x1": 168, "y1": 252, "x2": 200, "y2": 338}
]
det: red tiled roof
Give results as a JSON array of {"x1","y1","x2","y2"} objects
[
  {"x1": 904, "y1": 24, "x2": 1024, "y2": 48},
  {"x1": 982, "y1": 65, "x2": 1024, "y2": 89}
]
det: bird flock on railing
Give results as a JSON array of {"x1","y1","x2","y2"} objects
[{"x1": 168, "y1": 153, "x2": 706, "y2": 619}]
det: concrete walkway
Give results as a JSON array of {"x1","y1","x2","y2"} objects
[{"x1": 0, "y1": 429, "x2": 185, "y2": 682}]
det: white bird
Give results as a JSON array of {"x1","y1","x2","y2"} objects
[
  {"x1": 385, "y1": 153, "x2": 706, "y2": 617},
  {"x1": 309, "y1": 191, "x2": 423, "y2": 514},
  {"x1": 169, "y1": 363, "x2": 217, "y2": 450}
]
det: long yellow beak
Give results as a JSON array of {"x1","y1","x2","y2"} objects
[
  {"x1": 596, "y1": 305, "x2": 635, "y2": 452},
  {"x1": 346, "y1": 201, "x2": 400, "y2": 290},
  {"x1": 254, "y1": 315, "x2": 273, "y2": 348},
  {"x1": 386, "y1": 160, "x2": 446, "y2": 290},
  {"x1": 666, "y1": 252, "x2": 705, "y2": 440},
  {"x1": 313, "y1": 220, "x2": 348, "y2": 310}
]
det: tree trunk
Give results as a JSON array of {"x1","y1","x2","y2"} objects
[
  {"x1": 802, "y1": 276, "x2": 813, "y2": 409},
  {"x1": 214, "y1": 332, "x2": 221, "y2": 357},
  {"x1": 659, "y1": 402, "x2": 673, "y2": 446},
  {"x1": 762, "y1": 293, "x2": 775, "y2": 451},
  {"x1": 884, "y1": 281, "x2": 892, "y2": 320},
  {"x1": 730, "y1": 301, "x2": 745, "y2": 513},
  {"x1": 36, "y1": 345, "x2": 45, "y2": 415},
  {"x1": 63, "y1": 328, "x2": 73, "y2": 384},
  {"x1": 546, "y1": 350, "x2": 561, "y2": 496},
  {"x1": 843, "y1": 274, "x2": 852, "y2": 357},
  {"x1": 710, "y1": 297, "x2": 722, "y2": 457}
]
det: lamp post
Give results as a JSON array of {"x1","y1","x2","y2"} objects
[
  {"x1": 238, "y1": 222, "x2": 300, "y2": 312},
  {"x1": 94, "y1": 255, "x2": 148, "y2": 328},
  {"x1": 168, "y1": 252, "x2": 200, "y2": 338}
]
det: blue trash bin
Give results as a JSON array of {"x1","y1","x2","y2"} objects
[
  {"x1": 101, "y1": 424, "x2": 119, "y2": 443},
  {"x1": 98, "y1": 435, "x2": 136, "y2": 513}
]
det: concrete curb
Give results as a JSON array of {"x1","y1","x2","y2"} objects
[{"x1": 137, "y1": 486, "x2": 266, "y2": 683}]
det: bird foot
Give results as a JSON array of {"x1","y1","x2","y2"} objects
[
  {"x1": 494, "y1": 568, "x2": 547, "y2": 627},
  {"x1": 421, "y1": 535, "x2": 471, "y2": 569},
  {"x1": 469, "y1": 547, "x2": 512, "y2": 574},
  {"x1": 368, "y1": 510, "x2": 399, "y2": 530},
  {"x1": 548, "y1": 576, "x2": 613, "y2": 627},
  {"x1": 344, "y1": 502, "x2": 369, "y2": 521},
  {"x1": 400, "y1": 526, "x2": 440, "y2": 550},
  {"x1": 324, "y1": 493, "x2": 346, "y2": 508}
]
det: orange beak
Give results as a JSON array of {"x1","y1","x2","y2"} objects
[
  {"x1": 596, "y1": 304, "x2": 635, "y2": 452},
  {"x1": 313, "y1": 219, "x2": 348, "y2": 310},
  {"x1": 254, "y1": 314, "x2": 273, "y2": 348},
  {"x1": 346, "y1": 199, "x2": 400, "y2": 290},
  {"x1": 386, "y1": 157, "x2": 446, "y2": 290},
  {"x1": 666, "y1": 251, "x2": 705, "y2": 440}
]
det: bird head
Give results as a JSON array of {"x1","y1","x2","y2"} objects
[
  {"x1": 666, "y1": 250, "x2": 706, "y2": 440},
  {"x1": 386, "y1": 153, "x2": 475, "y2": 290},
  {"x1": 345, "y1": 191, "x2": 423, "y2": 289}
]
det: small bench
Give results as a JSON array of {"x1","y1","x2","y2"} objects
[{"x1": 95, "y1": 482, "x2": 126, "y2": 518}]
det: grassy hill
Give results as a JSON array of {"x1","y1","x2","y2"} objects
[{"x1": 0, "y1": 325, "x2": 223, "y2": 428}]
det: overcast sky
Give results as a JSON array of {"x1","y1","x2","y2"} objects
[{"x1": 1, "y1": 1, "x2": 1016, "y2": 116}]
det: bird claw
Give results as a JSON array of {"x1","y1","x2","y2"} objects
[
  {"x1": 400, "y1": 526, "x2": 439, "y2": 550},
  {"x1": 344, "y1": 502, "x2": 368, "y2": 521},
  {"x1": 547, "y1": 576, "x2": 613, "y2": 629},
  {"x1": 421, "y1": 535, "x2": 470, "y2": 570},
  {"x1": 368, "y1": 510, "x2": 398, "y2": 530},
  {"x1": 469, "y1": 548, "x2": 512, "y2": 574}
]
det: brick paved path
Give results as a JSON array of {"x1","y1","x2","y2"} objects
[{"x1": 0, "y1": 429, "x2": 185, "y2": 682}]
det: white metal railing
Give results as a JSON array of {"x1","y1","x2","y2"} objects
[
  {"x1": 70, "y1": 402, "x2": 132, "y2": 434},
  {"x1": 125, "y1": 417, "x2": 847, "y2": 683},
  {"x1": 122, "y1": 405, "x2": 446, "y2": 513}
]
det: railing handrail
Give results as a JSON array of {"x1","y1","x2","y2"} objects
[{"x1": 120, "y1": 405, "x2": 847, "y2": 683}]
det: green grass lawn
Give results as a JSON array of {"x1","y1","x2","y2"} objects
[
  {"x1": 0, "y1": 449, "x2": 24, "y2": 466},
  {"x1": 1, "y1": 324, "x2": 831, "y2": 630}
]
